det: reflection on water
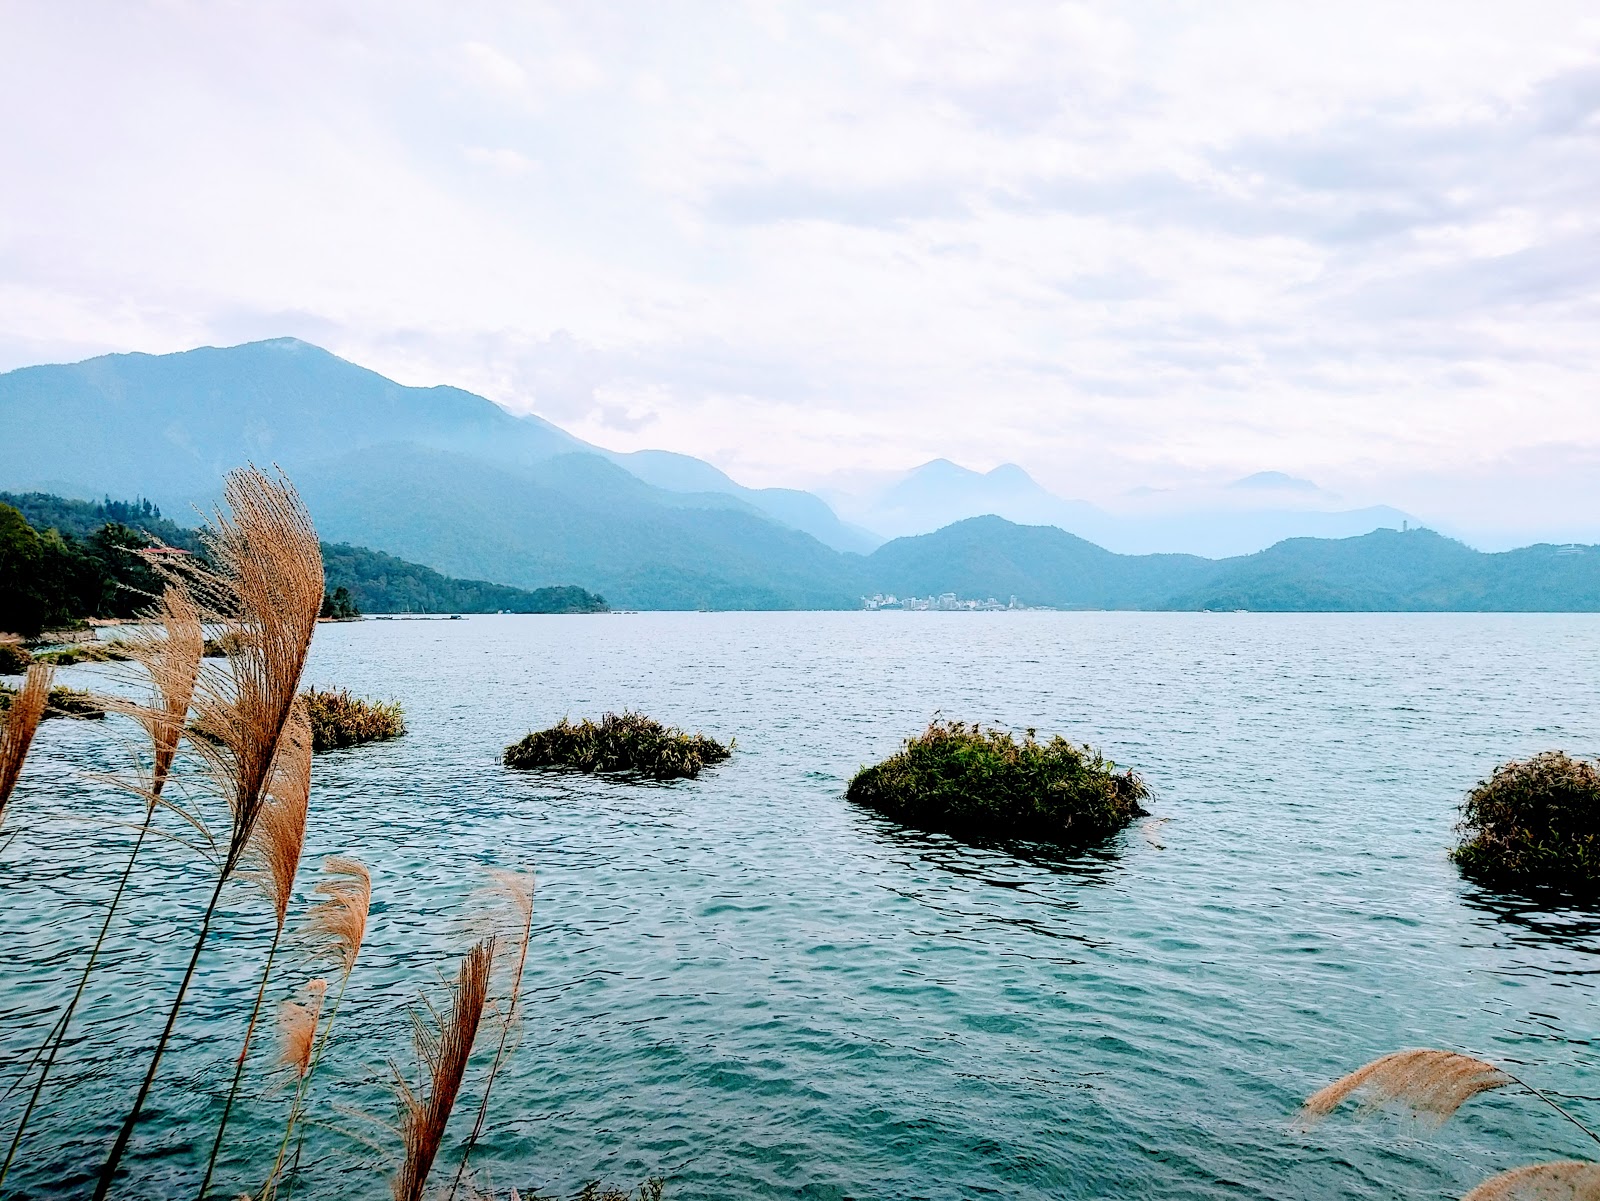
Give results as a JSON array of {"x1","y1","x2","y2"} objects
[
  {"x1": 3, "y1": 612, "x2": 1600, "y2": 1200},
  {"x1": 1459, "y1": 882, "x2": 1600, "y2": 970}
]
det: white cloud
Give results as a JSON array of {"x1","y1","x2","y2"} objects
[{"x1": 2, "y1": 0, "x2": 1599, "y2": 539}]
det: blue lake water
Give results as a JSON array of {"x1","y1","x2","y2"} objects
[{"x1": 3, "y1": 612, "x2": 1599, "y2": 1200}]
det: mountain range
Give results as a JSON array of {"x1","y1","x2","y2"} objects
[
  {"x1": 3, "y1": 337, "x2": 1597, "y2": 612},
  {"x1": 825, "y1": 461, "x2": 1417, "y2": 558}
]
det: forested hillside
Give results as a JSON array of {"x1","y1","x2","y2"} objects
[{"x1": 0, "y1": 492, "x2": 606, "y2": 635}]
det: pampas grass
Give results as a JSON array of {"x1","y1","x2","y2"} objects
[
  {"x1": 1301, "y1": 1049, "x2": 1512, "y2": 1124},
  {"x1": 1302, "y1": 1048, "x2": 1600, "y2": 1144},
  {"x1": 0, "y1": 661, "x2": 51, "y2": 826},
  {"x1": 278, "y1": 979, "x2": 329, "y2": 1081},
  {"x1": 1304, "y1": 1048, "x2": 1600, "y2": 1201},
  {"x1": 449, "y1": 871, "x2": 536, "y2": 1200},
  {"x1": 310, "y1": 856, "x2": 372, "y2": 978},
  {"x1": 187, "y1": 465, "x2": 325, "y2": 879},
  {"x1": 1, "y1": 588, "x2": 206, "y2": 1192},
  {"x1": 126, "y1": 587, "x2": 206, "y2": 800},
  {"x1": 1461, "y1": 1161, "x2": 1600, "y2": 1200},
  {"x1": 260, "y1": 856, "x2": 373, "y2": 1201},
  {"x1": 393, "y1": 938, "x2": 497, "y2": 1201},
  {"x1": 200, "y1": 702, "x2": 314, "y2": 1198},
  {"x1": 96, "y1": 465, "x2": 324, "y2": 1201}
]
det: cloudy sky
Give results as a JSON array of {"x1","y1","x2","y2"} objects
[{"x1": 5, "y1": 2, "x2": 1600, "y2": 540}]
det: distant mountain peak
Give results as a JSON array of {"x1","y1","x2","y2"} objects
[
  {"x1": 985, "y1": 462, "x2": 1036, "y2": 484},
  {"x1": 1229, "y1": 471, "x2": 1320, "y2": 492}
]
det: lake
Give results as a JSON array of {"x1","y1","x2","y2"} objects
[{"x1": 3, "y1": 612, "x2": 1599, "y2": 1199}]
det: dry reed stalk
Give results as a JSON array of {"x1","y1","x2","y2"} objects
[
  {"x1": 126, "y1": 586, "x2": 207, "y2": 798},
  {"x1": 1301, "y1": 1049, "x2": 1512, "y2": 1124},
  {"x1": 259, "y1": 857, "x2": 373, "y2": 1201},
  {"x1": 96, "y1": 466, "x2": 324, "y2": 1201},
  {"x1": 278, "y1": 979, "x2": 329, "y2": 1080},
  {"x1": 393, "y1": 938, "x2": 497, "y2": 1201},
  {"x1": 1302, "y1": 1048, "x2": 1600, "y2": 1148},
  {"x1": 448, "y1": 871, "x2": 536, "y2": 1201},
  {"x1": 187, "y1": 466, "x2": 325, "y2": 878},
  {"x1": 0, "y1": 588, "x2": 206, "y2": 1194},
  {"x1": 1461, "y1": 1162, "x2": 1600, "y2": 1200},
  {"x1": 198, "y1": 703, "x2": 314, "y2": 1199},
  {"x1": 0, "y1": 662, "x2": 52, "y2": 827},
  {"x1": 309, "y1": 857, "x2": 372, "y2": 978}
]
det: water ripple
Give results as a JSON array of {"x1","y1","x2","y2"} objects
[{"x1": 2, "y1": 612, "x2": 1598, "y2": 1199}]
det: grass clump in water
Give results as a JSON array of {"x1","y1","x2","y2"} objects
[
  {"x1": 1453, "y1": 751, "x2": 1600, "y2": 893},
  {"x1": 846, "y1": 719, "x2": 1148, "y2": 846},
  {"x1": 301, "y1": 687, "x2": 405, "y2": 752},
  {"x1": 32, "y1": 641, "x2": 133, "y2": 666},
  {"x1": 504, "y1": 711, "x2": 732, "y2": 781},
  {"x1": 0, "y1": 683, "x2": 107, "y2": 720},
  {"x1": 0, "y1": 638, "x2": 30, "y2": 675}
]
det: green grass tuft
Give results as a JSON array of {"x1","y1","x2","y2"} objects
[
  {"x1": 301, "y1": 687, "x2": 406, "y2": 752},
  {"x1": 1452, "y1": 751, "x2": 1600, "y2": 892},
  {"x1": 846, "y1": 719, "x2": 1148, "y2": 847},
  {"x1": 504, "y1": 711, "x2": 732, "y2": 781}
]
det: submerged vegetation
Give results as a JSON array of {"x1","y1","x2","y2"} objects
[
  {"x1": 301, "y1": 686, "x2": 406, "y2": 751},
  {"x1": 1452, "y1": 751, "x2": 1600, "y2": 892},
  {"x1": 846, "y1": 720, "x2": 1148, "y2": 846},
  {"x1": 504, "y1": 711, "x2": 732, "y2": 781}
]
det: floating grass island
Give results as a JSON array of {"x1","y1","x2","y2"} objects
[
  {"x1": 504, "y1": 711, "x2": 732, "y2": 781},
  {"x1": 846, "y1": 720, "x2": 1149, "y2": 846},
  {"x1": 1453, "y1": 751, "x2": 1600, "y2": 893},
  {"x1": 32, "y1": 641, "x2": 133, "y2": 666},
  {"x1": 0, "y1": 683, "x2": 106, "y2": 720},
  {"x1": 0, "y1": 639, "x2": 29, "y2": 675},
  {"x1": 301, "y1": 687, "x2": 406, "y2": 752}
]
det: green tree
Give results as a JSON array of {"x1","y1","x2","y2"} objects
[
  {"x1": 320, "y1": 585, "x2": 360, "y2": 620},
  {"x1": 0, "y1": 503, "x2": 48, "y2": 635}
]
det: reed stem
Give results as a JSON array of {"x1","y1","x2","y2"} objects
[
  {"x1": 262, "y1": 967, "x2": 352, "y2": 1201},
  {"x1": 196, "y1": 923, "x2": 283, "y2": 1199},
  {"x1": 1503, "y1": 1072, "x2": 1600, "y2": 1148},
  {"x1": 0, "y1": 801, "x2": 160, "y2": 1195},
  {"x1": 93, "y1": 869, "x2": 228, "y2": 1201},
  {"x1": 447, "y1": 887, "x2": 535, "y2": 1201}
]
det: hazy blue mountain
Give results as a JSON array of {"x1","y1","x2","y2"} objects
[
  {"x1": 0, "y1": 338, "x2": 588, "y2": 511},
  {"x1": 6, "y1": 340, "x2": 1596, "y2": 612},
  {"x1": 832, "y1": 459, "x2": 1419, "y2": 557},
  {"x1": 293, "y1": 445, "x2": 864, "y2": 610},
  {"x1": 843, "y1": 459, "x2": 1107, "y2": 541},
  {"x1": 864, "y1": 519, "x2": 1600, "y2": 611},
  {"x1": 1175, "y1": 528, "x2": 1600, "y2": 612},
  {"x1": 1096, "y1": 503, "x2": 1418, "y2": 558},
  {"x1": 607, "y1": 448, "x2": 881, "y2": 552},
  {"x1": 866, "y1": 516, "x2": 1212, "y2": 608},
  {"x1": 0, "y1": 337, "x2": 869, "y2": 550},
  {"x1": 1227, "y1": 471, "x2": 1321, "y2": 493}
]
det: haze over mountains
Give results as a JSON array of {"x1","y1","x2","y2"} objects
[
  {"x1": 3, "y1": 338, "x2": 1597, "y2": 612},
  {"x1": 829, "y1": 461, "x2": 1416, "y2": 558},
  {"x1": 3, "y1": 337, "x2": 1415, "y2": 558}
]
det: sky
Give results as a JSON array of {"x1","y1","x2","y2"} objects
[{"x1": 4, "y1": 1, "x2": 1600, "y2": 542}]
